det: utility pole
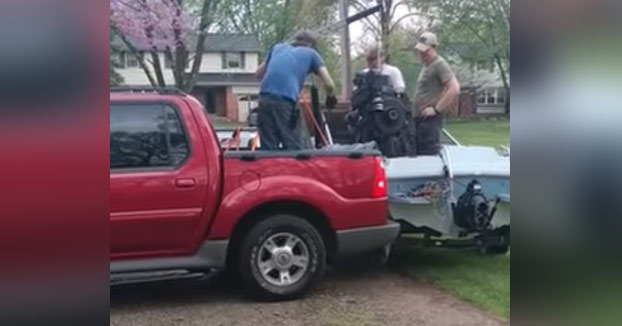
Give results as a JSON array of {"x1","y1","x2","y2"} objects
[{"x1": 339, "y1": 0, "x2": 352, "y2": 101}]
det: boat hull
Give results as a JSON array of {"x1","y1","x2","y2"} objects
[{"x1": 386, "y1": 145, "x2": 510, "y2": 238}]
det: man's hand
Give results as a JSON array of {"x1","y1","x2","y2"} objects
[
  {"x1": 419, "y1": 106, "x2": 437, "y2": 118},
  {"x1": 325, "y1": 95, "x2": 338, "y2": 109}
]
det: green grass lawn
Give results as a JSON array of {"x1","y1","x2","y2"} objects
[
  {"x1": 391, "y1": 118, "x2": 510, "y2": 319},
  {"x1": 390, "y1": 241, "x2": 510, "y2": 319},
  {"x1": 445, "y1": 119, "x2": 510, "y2": 147}
]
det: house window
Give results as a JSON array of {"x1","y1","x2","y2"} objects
[
  {"x1": 120, "y1": 51, "x2": 143, "y2": 68},
  {"x1": 126, "y1": 52, "x2": 139, "y2": 68},
  {"x1": 223, "y1": 52, "x2": 245, "y2": 69},
  {"x1": 487, "y1": 91, "x2": 496, "y2": 104},
  {"x1": 477, "y1": 91, "x2": 487, "y2": 104},
  {"x1": 477, "y1": 88, "x2": 507, "y2": 105}
]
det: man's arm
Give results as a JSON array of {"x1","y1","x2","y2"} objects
[
  {"x1": 389, "y1": 65, "x2": 406, "y2": 93},
  {"x1": 256, "y1": 61, "x2": 267, "y2": 80},
  {"x1": 420, "y1": 61, "x2": 460, "y2": 117},
  {"x1": 435, "y1": 76, "x2": 460, "y2": 113},
  {"x1": 256, "y1": 46, "x2": 274, "y2": 80},
  {"x1": 317, "y1": 66, "x2": 336, "y2": 96}
]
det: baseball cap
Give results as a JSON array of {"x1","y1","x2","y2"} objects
[{"x1": 414, "y1": 32, "x2": 439, "y2": 52}]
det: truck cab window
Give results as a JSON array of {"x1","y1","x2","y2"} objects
[
  {"x1": 110, "y1": 104, "x2": 189, "y2": 169},
  {"x1": 164, "y1": 105, "x2": 190, "y2": 166}
]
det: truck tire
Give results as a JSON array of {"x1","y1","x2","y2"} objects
[
  {"x1": 370, "y1": 244, "x2": 392, "y2": 266},
  {"x1": 238, "y1": 214, "x2": 326, "y2": 301}
]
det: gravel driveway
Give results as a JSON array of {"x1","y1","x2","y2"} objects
[{"x1": 111, "y1": 261, "x2": 508, "y2": 326}]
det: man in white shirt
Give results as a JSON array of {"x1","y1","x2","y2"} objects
[{"x1": 361, "y1": 47, "x2": 406, "y2": 95}]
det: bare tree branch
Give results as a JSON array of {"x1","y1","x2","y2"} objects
[
  {"x1": 186, "y1": 0, "x2": 221, "y2": 92},
  {"x1": 390, "y1": 0, "x2": 410, "y2": 19},
  {"x1": 112, "y1": 25, "x2": 158, "y2": 87},
  {"x1": 389, "y1": 12, "x2": 420, "y2": 31}
]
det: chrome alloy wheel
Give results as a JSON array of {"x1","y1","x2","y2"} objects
[{"x1": 256, "y1": 232, "x2": 310, "y2": 286}]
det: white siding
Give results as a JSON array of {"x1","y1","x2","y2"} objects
[
  {"x1": 199, "y1": 53, "x2": 222, "y2": 72},
  {"x1": 118, "y1": 52, "x2": 175, "y2": 85},
  {"x1": 232, "y1": 86, "x2": 260, "y2": 94},
  {"x1": 118, "y1": 51, "x2": 260, "y2": 85},
  {"x1": 476, "y1": 105, "x2": 506, "y2": 115},
  {"x1": 244, "y1": 53, "x2": 259, "y2": 71},
  {"x1": 197, "y1": 52, "x2": 259, "y2": 73}
]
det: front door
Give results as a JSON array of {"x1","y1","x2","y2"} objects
[
  {"x1": 205, "y1": 89, "x2": 216, "y2": 114},
  {"x1": 110, "y1": 102, "x2": 208, "y2": 258}
]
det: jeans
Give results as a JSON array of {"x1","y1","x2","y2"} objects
[
  {"x1": 415, "y1": 114, "x2": 443, "y2": 155},
  {"x1": 257, "y1": 95, "x2": 312, "y2": 150}
]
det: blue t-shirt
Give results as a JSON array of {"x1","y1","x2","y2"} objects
[{"x1": 260, "y1": 43, "x2": 325, "y2": 102}]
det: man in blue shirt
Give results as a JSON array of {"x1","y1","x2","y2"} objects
[{"x1": 256, "y1": 31, "x2": 337, "y2": 150}]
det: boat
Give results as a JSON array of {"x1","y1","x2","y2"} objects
[
  {"x1": 386, "y1": 137, "x2": 510, "y2": 253},
  {"x1": 216, "y1": 125, "x2": 511, "y2": 253}
]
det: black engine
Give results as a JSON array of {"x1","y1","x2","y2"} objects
[
  {"x1": 345, "y1": 71, "x2": 415, "y2": 157},
  {"x1": 453, "y1": 180, "x2": 499, "y2": 232}
]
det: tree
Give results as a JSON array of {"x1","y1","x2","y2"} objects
[
  {"x1": 110, "y1": 32, "x2": 124, "y2": 86},
  {"x1": 215, "y1": 0, "x2": 338, "y2": 56},
  {"x1": 110, "y1": 66, "x2": 124, "y2": 87},
  {"x1": 110, "y1": 0, "x2": 221, "y2": 92},
  {"x1": 214, "y1": 0, "x2": 341, "y2": 92},
  {"x1": 353, "y1": 26, "x2": 421, "y2": 91},
  {"x1": 414, "y1": 0, "x2": 510, "y2": 112},
  {"x1": 350, "y1": 0, "x2": 417, "y2": 63}
]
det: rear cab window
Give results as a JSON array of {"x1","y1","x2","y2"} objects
[{"x1": 110, "y1": 103, "x2": 190, "y2": 171}]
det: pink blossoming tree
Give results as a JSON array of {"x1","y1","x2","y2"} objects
[{"x1": 111, "y1": 0, "x2": 221, "y2": 91}]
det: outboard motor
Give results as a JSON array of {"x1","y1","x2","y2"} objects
[{"x1": 454, "y1": 180, "x2": 498, "y2": 232}]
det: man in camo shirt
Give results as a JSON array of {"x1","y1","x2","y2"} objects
[{"x1": 412, "y1": 32, "x2": 461, "y2": 155}]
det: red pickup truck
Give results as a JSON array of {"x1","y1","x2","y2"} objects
[{"x1": 110, "y1": 89, "x2": 399, "y2": 299}]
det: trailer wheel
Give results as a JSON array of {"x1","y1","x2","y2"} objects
[
  {"x1": 476, "y1": 232, "x2": 510, "y2": 255},
  {"x1": 477, "y1": 243, "x2": 510, "y2": 255},
  {"x1": 238, "y1": 214, "x2": 326, "y2": 301}
]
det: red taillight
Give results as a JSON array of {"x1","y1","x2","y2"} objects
[{"x1": 371, "y1": 156, "x2": 387, "y2": 198}]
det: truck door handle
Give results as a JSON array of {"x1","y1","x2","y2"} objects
[{"x1": 175, "y1": 178, "x2": 196, "y2": 188}]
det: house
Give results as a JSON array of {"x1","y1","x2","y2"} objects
[
  {"x1": 113, "y1": 34, "x2": 262, "y2": 123},
  {"x1": 443, "y1": 44, "x2": 509, "y2": 116},
  {"x1": 458, "y1": 59, "x2": 508, "y2": 116}
]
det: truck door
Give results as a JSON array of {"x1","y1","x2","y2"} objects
[{"x1": 110, "y1": 101, "x2": 209, "y2": 257}]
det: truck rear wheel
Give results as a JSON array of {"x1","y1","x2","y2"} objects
[{"x1": 238, "y1": 214, "x2": 326, "y2": 300}]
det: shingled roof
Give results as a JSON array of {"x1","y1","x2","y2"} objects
[
  {"x1": 202, "y1": 34, "x2": 262, "y2": 52},
  {"x1": 112, "y1": 33, "x2": 262, "y2": 53}
]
